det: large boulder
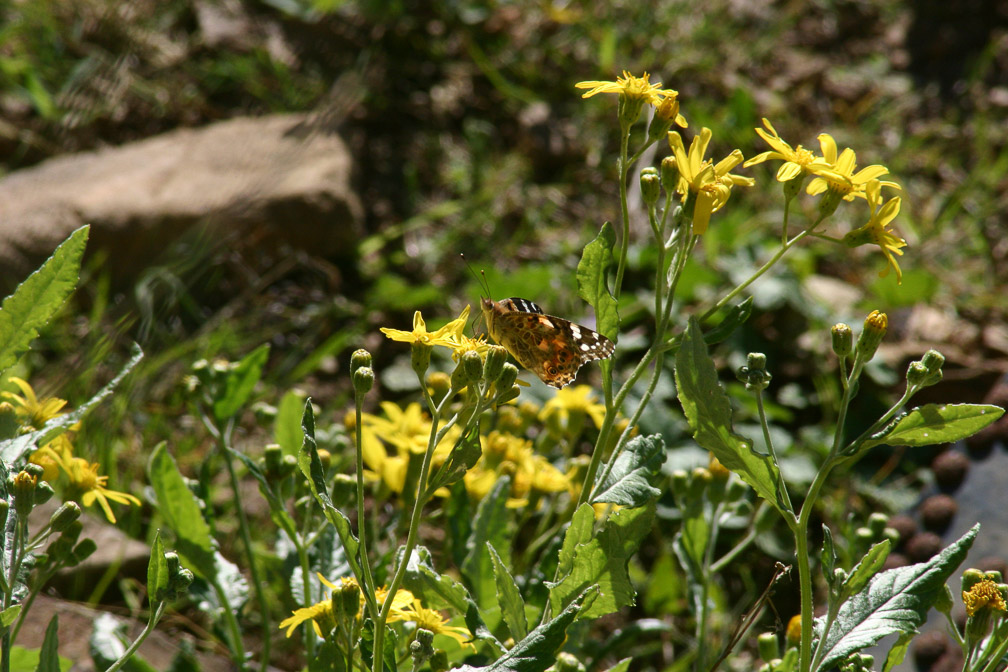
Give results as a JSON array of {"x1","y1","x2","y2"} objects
[{"x1": 0, "y1": 114, "x2": 362, "y2": 287}]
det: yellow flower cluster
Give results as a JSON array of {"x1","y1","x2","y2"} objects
[
  {"x1": 380, "y1": 305, "x2": 489, "y2": 360},
  {"x1": 963, "y1": 578, "x2": 1007, "y2": 618},
  {"x1": 1, "y1": 377, "x2": 140, "y2": 524}
]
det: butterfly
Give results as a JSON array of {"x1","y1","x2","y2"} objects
[{"x1": 480, "y1": 296, "x2": 615, "y2": 388}]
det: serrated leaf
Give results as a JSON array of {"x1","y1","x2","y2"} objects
[
  {"x1": 860, "y1": 404, "x2": 1004, "y2": 450},
  {"x1": 147, "y1": 530, "x2": 168, "y2": 605},
  {"x1": 213, "y1": 344, "x2": 270, "y2": 422},
  {"x1": 462, "y1": 476, "x2": 511, "y2": 610},
  {"x1": 36, "y1": 614, "x2": 60, "y2": 672},
  {"x1": 592, "y1": 434, "x2": 665, "y2": 507},
  {"x1": 298, "y1": 400, "x2": 363, "y2": 582},
  {"x1": 577, "y1": 221, "x2": 619, "y2": 342},
  {"x1": 701, "y1": 298, "x2": 754, "y2": 346},
  {"x1": 840, "y1": 539, "x2": 890, "y2": 603},
  {"x1": 813, "y1": 524, "x2": 977, "y2": 671},
  {"x1": 275, "y1": 390, "x2": 305, "y2": 456},
  {"x1": 675, "y1": 318, "x2": 788, "y2": 517},
  {"x1": 0, "y1": 343, "x2": 143, "y2": 464},
  {"x1": 360, "y1": 619, "x2": 398, "y2": 672},
  {"x1": 427, "y1": 426, "x2": 482, "y2": 494},
  {"x1": 403, "y1": 546, "x2": 503, "y2": 652},
  {"x1": 453, "y1": 587, "x2": 599, "y2": 672},
  {"x1": 147, "y1": 443, "x2": 216, "y2": 578},
  {"x1": 488, "y1": 543, "x2": 528, "y2": 640},
  {"x1": 0, "y1": 226, "x2": 88, "y2": 378},
  {"x1": 552, "y1": 503, "x2": 594, "y2": 587},
  {"x1": 821, "y1": 525, "x2": 837, "y2": 588},
  {"x1": 549, "y1": 503, "x2": 654, "y2": 619}
]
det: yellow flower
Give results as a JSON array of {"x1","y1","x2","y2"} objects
[
  {"x1": 3, "y1": 377, "x2": 67, "y2": 429},
  {"x1": 540, "y1": 385, "x2": 607, "y2": 434},
  {"x1": 743, "y1": 118, "x2": 833, "y2": 181},
  {"x1": 466, "y1": 431, "x2": 570, "y2": 506},
  {"x1": 805, "y1": 133, "x2": 900, "y2": 202},
  {"x1": 280, "y1": 575, "x2": 415, "y2": 637},
  {"x1": 380, "y1": 306, "x2": 470, "y2": 350},
  {"x1": 963, "y1": 578, "x2": 1007, "y2": 617},
  {"x1": 61, "y1": 456, "x2": 141, "y2": 524},
  {"x1": 279, "y1": 599, "x2": 336, "y2": 638},
  {"x1": 398, "y1": 599, "x2": 472, "y2": 647},
  {"x1": 653, "y1": 95, "x2": 688, "y2": 130},
  {"x1": 842, "y1": 179, "x2": 906, "y2": 283},
  {"x1": 668, "y1": 128, "x2": 754, "y2": 235},
  {"x1": 29, "y1": 434, "x2": 73, "y2": 482},
  {"x1": 446, "y1": 332, "x2": 491, "y2": 361},
  {"x1": 575, "y1": 70, "x2": 676, "y2": 106}
]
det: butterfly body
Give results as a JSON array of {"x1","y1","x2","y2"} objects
[{"x1": 480, "y1": 297, "x2": 615, "y2": 388}]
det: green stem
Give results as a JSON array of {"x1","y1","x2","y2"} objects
[
  {"x1": 695, "y1": 501, "x2": 725, "y2": 671},
  {"x1": 103, "y1": 602, "x2": 167, "y2": 672},
  {"x1": 219, "y1": 420, "x2": 270, "y2": 672},
  {"x1": 710, "y1": 502, "x2": 770, "y2": 574},
  {"x1": 295, "y1": 536, "x2": 316, "y2": 661},
  {"x1": 976, "y1": 621, "x2": 1008, "y2": 672},
  {"x1": 613, "y1": 120, "x2": 632, "y2": 302},
  {"x1": 355, "y1": 394, "x2": 379, "y2": 622},
  {"x1": 756, "y1": 391, "x2": 794, "y2": 514}
]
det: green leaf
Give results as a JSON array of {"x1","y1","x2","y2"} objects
[
  {"x1": 462, "y1": 476, "x2": 512, "y2": 610},
  {"x1": 1, "y1": 604, "x2": 21, "y2": 628},
  {"x1": 675, "y1": 317, "x2": 788, "y2": 517},
  {"x1": 403, "y1": 546, "x2": 503, "y2": 652},
  {"x1": 427, "y1": 426, "x2": 482, "y2": 495},
  {"x1": 859, "y1": 404, "x2": 1004, "y2": 451},
  {"x1": 821, "y1": 525, "x2": 837, "y2": 589},
  {"x1": 840, "y1": 539, "x2": 890, "y2": 603},
  {"x1": 577, "y1": 221, "x2": 619, "y2": 342},
  {"x1": 213, "y1": 344, "x2": 270, "y2": 422},
  {"x1": 591, "y1": 434, "x2": 665, "y2": 507},
  {"x1": 882, "y1": 632, "x2": 913, "y2": 672},
  {"x1": 360, "y1": 619, "x2": 398, "y2": 672},
  {"x1": 603, "y1": 659, "x2": 632, "y2": 672},
  {"x1": 297, "y1": 399, "x2": 363, "y2": 581},
  {"x1": 700, "y1": 297, "x2": 754, "y2": 346},
  {"x1": 36, "y1": 615, "x2": 60, "y2": 672},
  {"x1": 274, "y1": 389, "x2": 306, "y2": 457},
  {"x1": 813, "y1": 524, "x2": 978, "y2": 671},
  {"x1": 147, "y1": 443, "x2": 216, "y2": 579},
  {"x1": 225, "y1": 444, "x2": 299, "y2": 545},
  {"x1": 553, "y1": 503, "x2": 595, "y2": 587},
  {"x1": 147, "y1": 530, "x2": 168, "y2": 606},
  {"x1": 0, "y1": 343, "x2": 143, "y2": 464},
  {"x1": 0, "y1": 226, "x2": 88, "y2": 378},
  {"x1": 488, "y1": 543, "x2": 528, "y2": 640},
  {"x1": 549, "y1": 502, "x2": 654, "y2": 619},
  {"x1": 453, "y1": 587, "x2": 599, "y2": 672}
]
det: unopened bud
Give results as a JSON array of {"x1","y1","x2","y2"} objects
[
  {"x1": 831, "y1": 323, "x2": 853, "y2": 358},
  {"x1": 350, "y1": 349, "x2": 372, "y2": 374},
  {"x1": 483, "y1": 345, "x2": 508, "y2": 383},
  {"x1": 352, "y1": 366, "x2": 375, "y2": 396},
  {"x1": 72, "y1": 539, "x2": 98, "y2": 565},
  {"x1": 757, "y1": 632, "x2": 779, "y2": 663},
  {"x1": 660, "y1": 155, "x2": 679, "y2": 193},
  {"x1": 856, "y1": 311, "x2": 888, "y2": 361},
  {"x1": 49, "y1": 502, "x2": 82, "y2": 533},
  {"x1": 497, "y1": 363, "x2": 519, "y2": 391},
  {"x1": 640, "y1": 167, "x2": 661, "y2": 207},
  {"x1": 462, "y1": 350, "x2": 484, "y2": 384}
]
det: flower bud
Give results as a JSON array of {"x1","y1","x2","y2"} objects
[
  {"x1": 553, "y1": 651, "x2": 587, "y2": 672},
  {"x1": 757, "y1": 632, "x2": 779, "y2": 663},
  {"x1": 12, "y1": 470, "x2": 38, "y2": 517},
  {"x1": 352, "y1": 366, "x2": 375, "y2": 397},
  {"x1": 908, "y1": 349, "x2": 945, "y2": 388},
  {"x1": 831, "y1": 323, "x2": 853, "y2": 358},
  {"x1": 350, "y1": 348, "x2": 372, "y2": 374},
  {"x1": 785, "y1": 614, "x2": 802, "y2": 644},
  {"x1": 0, "y1": 498, "x2": 8, "y2": 520},
  {"x1": 71, "y1": 538, "x2": 98, "y2": 565},
  {"x1": 334, "y1": 580, "x2": 361, "y2": 623},
  {"x1": 934, "y1": 584, "x2": 954, "y2": 614},
  {"x1": 482, "y1": 345, "x2": 508, "y2": 384},
  {"x1": 737, "y1": 353, "x2": 771, "y2": 391},
  {"x1": 410, "y1": 628, "x2": 435, "y2": 668},
  {"x1": 411, "y1": 342, "x2": 433, "y2": 377},
  {"x1": 640, "y1": 167, "x2": 661, "y2": 207},
  {"x1": 660, "y1": 155, "x2": 679, "y2": 193},
  {"x1": 263, "y1": 443, "x2": 283, "y2": 476},
  {"x1": 462, "y1": 350, "x2": 484, "y2": 385},
  {"x1": 33, "y1": 480, "x2": 55, "y2": 506},
  {"x1": 49, "y1": 502, "x2": 82, "y2": 533},
  {"x1": 497, "y1": 363, "x2": 519, "y2": 392},
  {"x1": 867, "y1": 512, "x2": 888, "y2": 537},
  {"x1": 169, "y1": 567, "x2": 194, "y2": 598},
  {"x1": 856, "y1": 311, "x2": 887, "y2": 361},
  {"x1": 617, "y1": 93, "x2": 646, "y2": 128}
]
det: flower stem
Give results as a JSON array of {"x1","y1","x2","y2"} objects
[{"x1": 103, "y1": 602, "x2": 167, "y2": 672}]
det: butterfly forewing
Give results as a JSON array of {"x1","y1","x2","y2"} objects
[{"x1": 480, "y1": 296, "x2": 615, "y2": 388}]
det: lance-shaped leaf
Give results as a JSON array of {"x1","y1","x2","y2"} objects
[
  {"x1": 592, "y1": 434, "x2": 665, "y2": 507},
  {"x1": 147, "y1": 530, "x2": 168, "y2": 605},
  {"x1": 426, "y1": 426, "x2": 482, "y2": 495},
  {"x1": 549, "y1": 502, "x2": 654, "y2": 619},
  {"x1": 813, "y1": 524, "x2": 977, "y2": 671},
  {"x1": 462, "y1": 476, "x2": 512, "y2": 611},
  {"x1": 213, "y1": 344, "x2": 270, "y2": 422},
  {"x1": 839, "y1": 539, "x2": 890, "y2": 603},
  {"x1": 297, "y1": 399, "x2": 363, "y2": 581},
  {"x1": 577, "y1": 221, "x2": 619, "y2": 342},
  {"x1": 453, "y1": 586, "x2": 599, "y2": 672},
  {"x1": 488, "y1": 543, "x2": 528, "y2": 640},
  {"x1": 147, "y1": 443, "x2": 215, "y2": 578},
  {"x1": 675, "y1": 317, "x2": 789, "y2": 517},
  {"x1": 0, "y1": 225, "x2": 88, "y2": 378},
  {"x1": 37, "y1": 614, "x2": 61, "y2": 672},
  {"x1": 858, "y1": 404, "x2": 1004, "y2": 451}
]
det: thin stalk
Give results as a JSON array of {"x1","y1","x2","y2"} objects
[
  {"x1": 755, "y1": 390, "x2": 794, "y2": 514},
  {"x1": 695, "y1": 501, "x2": 726, "y2": 672},
  {"x1": 355, "y1": 396, "x2": 379, "y2": 621},
  {"x1": 710, "y1": 502, "x2": 770, "y2": 573},
  {"x1": 613, "y1": 121, "x2": 632, "y2": 301},
  {"x1": 218, "y1": 419, "x2": 271, "y2": 672},
  {"x1": 976, "y1": 622, "x2": 1008, "y2": 672},
  {"x1": 103, "y1": 602, "x2": 167, "y2": 672}
]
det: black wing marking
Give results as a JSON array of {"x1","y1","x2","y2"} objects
[{"x1": 508, "y1": 297, "x2": 544, "y2": 315}]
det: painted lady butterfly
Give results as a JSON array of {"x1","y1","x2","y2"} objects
[{"x1": 481, "y1": 297, "x2": 616, "y2": 388}]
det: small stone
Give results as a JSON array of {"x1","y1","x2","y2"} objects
[
  {"x1": 920, "y1": 494, "x2": 957, "y2": 532},
  {"x1": 931, "y1": 450, "x2": 969, "y2": 491},
  {"x1": 905, "y1": 532, "x2": 943, "y2": 562}
]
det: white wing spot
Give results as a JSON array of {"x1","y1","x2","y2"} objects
[
  {"x1": 570, "y1": 324, "x2": 581, "y2": 339},
  {"x1": 581, "y1": 343, "x2": 591, "y2": 352}
]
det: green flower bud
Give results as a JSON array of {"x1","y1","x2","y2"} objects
[
  {"x1": 168, "y1": 568, "x2": 194, "y2": 598},
  {"x1": 410, "y1": 628, "x2": 435, "y2": 668},
  {"x1": 12, "y1": 470, "x2": 38, "y2": 517},
  {"x1": 660, "y1": 155, "x2": 679, "y2": 193},
  {"x1": 640, "y1": 167, "x2": 661, "y2": 207},
  {"x1": 757, "y1": 632, "x2": 779, "y2": 663},
  {"x1": 553, "y1": 651, "x2": 586, "y2": 672},
  {"x1": 462, "y1": 350, "x2": 484, "y2": 384},
  {"x1": 687, "y1": 467, "x2": 711, "y2": 500},
  {"x1": 47, "y1": 535, "x2": 75, "y2": 564},
  {"x1": 280, "y1": 454, "x2": 298, "y2": 478},
  {"x1": 856, "y1": 311, "x2": 888, "y2": 361},
  {"x1": 831, "y1": 323, "x2": 853, "y2": 358},
  {"x1": 737, "y1": 353, "x2": 772, "y2": 391},
  {"x1": 670, "y1": 469, "x2": 690, "y2": 499},
  {"x1": 817, "y1": 187, "x2": 843, "y2": 220},
  {"x1": 34, "y1": 480, "x2": 55, "y2": 506},
  {"x1": 428, "y1": 650, "x2": 449, "y2": 672},
  {"x1": 263, "y1": 443, "x2": 283, "y2": 476},
  {"x1": 350, "y1": 348, "x2": 372, "y2": 374},
  {"x1": 165, "y1": 552, "x2": 182, "y2": 577},
  {"x1": 0, "y1": 498, "x2": 8, "y2": 520},
  {"x1": 497, "y1": 363, "x2": 519, "y2": 391},
  {"x1": 905, "y1": 361, "x2": 930, "y2": 387},
  {"x1": 352, "y1": 366, "x2": 375, "y2": 397},
  {"x1": 24, "y1": 463, "x2": 45, "y2": 479},
  {"x1": 483, "y1": 345, "x2": 507, "y2": 384},
  {"x1": 921, "y1": 349, "x2": 945, "y2": 373},
  {"x1": 854, "y1": 527, "x2": 874, "y2": 544},
  {"x1": 49, "y1": 502, "x2": 82, "y2": 533},
  {"x1": 867, "y1": 512, "x2": 888, "y2": 536},
  {"x1": 334, "y1": 580, "x2": 360, "y2": 623},
  {"x1": 71, "y1": 538, "x2": 98, "y2": 565},
  {"x1": 933, "y1": 584, "x2": 954, "y2": 614}
]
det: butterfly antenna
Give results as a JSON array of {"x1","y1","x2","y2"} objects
[{"x1": 460, "y1": 253, "x2": 491, "y2": 298}]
